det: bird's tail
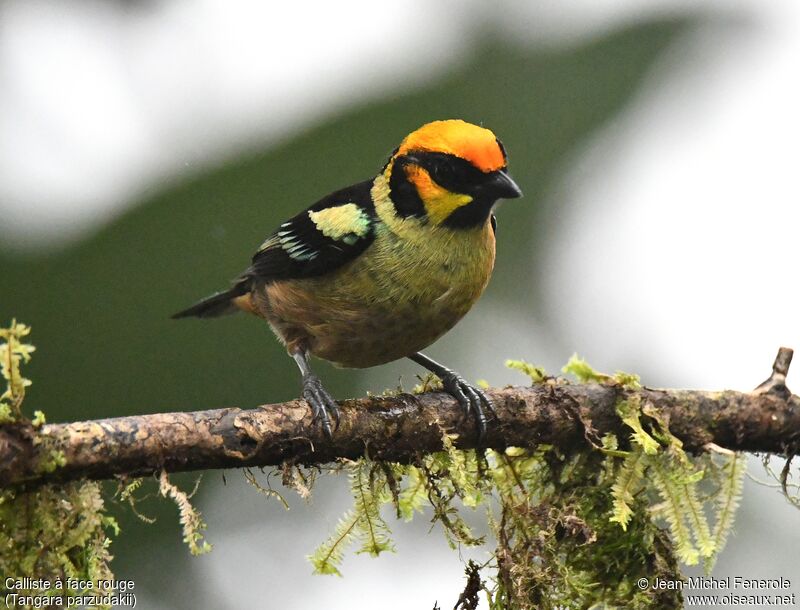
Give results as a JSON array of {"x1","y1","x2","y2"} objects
[{"x1": 172, "y1": 280, "x2": 251, "y2": 319}]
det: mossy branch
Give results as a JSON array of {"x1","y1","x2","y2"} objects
[{"x1": 0, "y1": 348, "x2": 796, "y2": 488}]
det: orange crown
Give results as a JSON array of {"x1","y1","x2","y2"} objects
[{"x1": 395, "y1": 120, "x2": 506, "y2": 173}]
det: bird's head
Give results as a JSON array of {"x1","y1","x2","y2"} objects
[{"x1": 383, "y1": 119, "x2": 522, "y2": 227}]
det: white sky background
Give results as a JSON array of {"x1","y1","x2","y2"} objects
[{"x1": 1, "y1": 0, "x2": 799, "y2": 608}]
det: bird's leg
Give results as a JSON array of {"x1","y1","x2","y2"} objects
[
  {"x1": 292, "y1": 350, "x2": 340, "y2": 437},
  {"x1": 408, "y1": 352, "x2": 495, "y2": 442}
]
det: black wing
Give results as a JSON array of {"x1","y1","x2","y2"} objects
[{"x1": 247, "y1": 179, "x2": 376, "y2": 282}]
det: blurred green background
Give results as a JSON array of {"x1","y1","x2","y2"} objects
[
  {"x1": 2, "y1": 3, "x2": 799, "y2": 608},
  {"x1": 0, "y1": 20, "x2": 686, "y2": 419}
]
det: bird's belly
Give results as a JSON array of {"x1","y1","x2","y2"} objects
[
  {"x1": 259, "y1": 224, "x2": 495, "y2": 368},
  {"x1": 312, "y1": 287, "x2": 478, "y2": 368}
]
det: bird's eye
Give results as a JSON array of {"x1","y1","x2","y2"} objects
[
  {"x1": 431, "y1": 161, "x2": 456, "y2": 182},
  {"x1": 407, "y1": 152, "x2": 479, "y2": 190},
  {"x1": 431, "y1": 158, "x2": 471, "y2": 189}
]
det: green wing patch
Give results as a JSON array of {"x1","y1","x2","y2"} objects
[{"x1": 308, "y1": 203, "x2": 371, "y2": 245}]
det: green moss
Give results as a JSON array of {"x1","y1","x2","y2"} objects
[
  {"x1": 505, "y1": 359, "x2": 547, "y2": 383},
  {"x1": 158, "y1": 471, "x2": 212, "y2": 556},
  {"x1": 306, "y1": 355, "x2": 745, "y2": 609},
  {"x1": 36, "y1": 448, "x2": 68, "y2": 474},
  {"x1": 0, "y1": 319, "x2": 35, "y2": 422},
  {"x1": 0, "y1": 482, "x2": 117, "y2": 607},
  {"x1": 562, "y1": 353, "x2": 609, "y2": 383},
  {"x1": 561, "y1": 353, "x2": 641, "y2": 389},
  {"x1": 31, "y1": 410, "x2": 46, "y2": 427},
  {"x1": 0, "y1": 321, "x2": 117, "y2": 609}
]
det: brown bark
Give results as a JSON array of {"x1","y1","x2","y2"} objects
[{"x1": 1, "y1": 349, "x2": 797, "y2": 488}]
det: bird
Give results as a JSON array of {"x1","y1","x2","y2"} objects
[{"x1": 173, "y1": 119, "x2": 522, "y2": 440}]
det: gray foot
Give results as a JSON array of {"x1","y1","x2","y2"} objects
[{"x1": 302, "y1": 373, "x2": 340, "y2": 437}]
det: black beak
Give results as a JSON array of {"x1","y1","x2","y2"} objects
[{"x1": 487, "y1": 170, "x2": 523, "y2": 199}]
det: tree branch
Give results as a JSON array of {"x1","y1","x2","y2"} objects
[{"x1": 1, "y1": 349, "x2": 797, "y2": 488}]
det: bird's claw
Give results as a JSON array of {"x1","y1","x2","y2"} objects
[
  {"x1": 440, "y1": 372, "x2": 494, "y2": 442},
  {"x1": 302, "y1": 373, "x2": 340, "y2": 438}
]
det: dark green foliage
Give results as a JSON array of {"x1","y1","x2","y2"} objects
[{"x1": 0, "y1": 18, "x2": 696, "y2": 584}]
